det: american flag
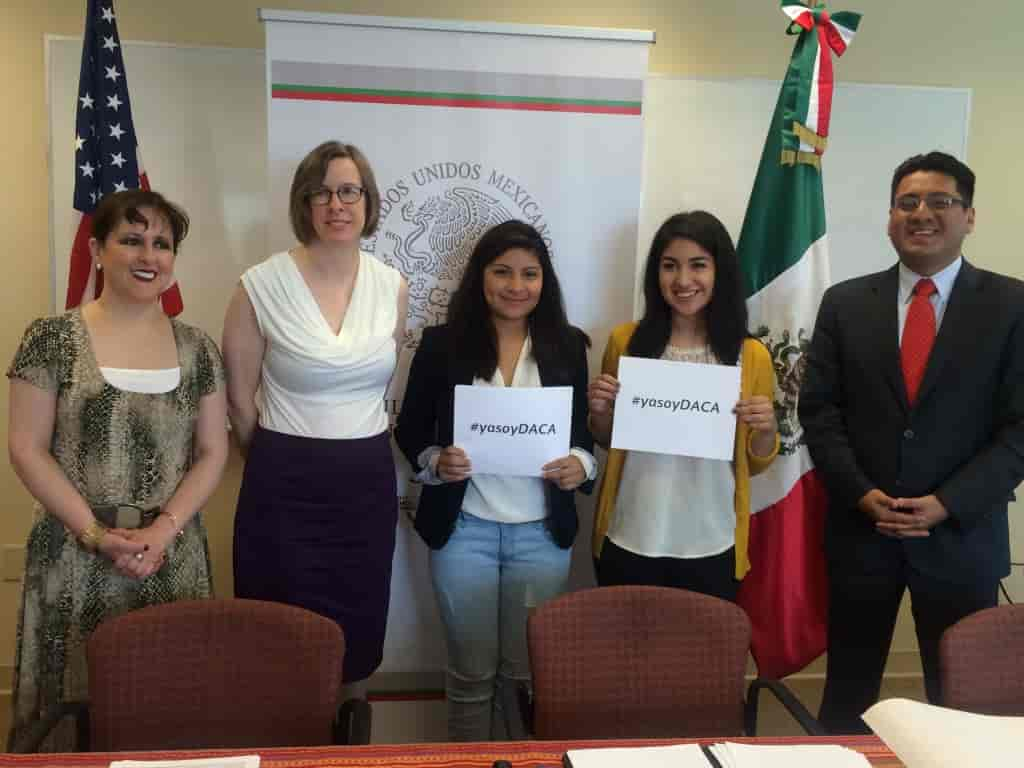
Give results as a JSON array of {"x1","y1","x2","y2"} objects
[{"x1": 68, "y1": 0, "x2": 183, "y2": 315}]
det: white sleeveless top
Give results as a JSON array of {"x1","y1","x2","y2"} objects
[{"x1": 242, "y1": 250, "x2": 401, "y2": 439}]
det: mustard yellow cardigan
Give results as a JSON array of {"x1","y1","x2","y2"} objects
[{"x1": 591, "y1": 322, "x2": 779, "y2": 579}]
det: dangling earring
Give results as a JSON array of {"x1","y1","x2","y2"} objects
[{"x1": 96, "y1": 263, "x2": 103, "y2": 271}]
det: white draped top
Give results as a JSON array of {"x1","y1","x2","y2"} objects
[{"x1": 241, "y1": 250, "x2": 401, "y2": 440}]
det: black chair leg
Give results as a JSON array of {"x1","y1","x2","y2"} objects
[
  {"x1": 745, "y1": 678, "x2": 825, "y2": 736},
  {"x1": 334, "y1": 698, "x2": 373, "y2": 745}
]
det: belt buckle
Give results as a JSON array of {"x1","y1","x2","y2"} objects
[{"x1": 114, "y1": 504, "x2": 143, "y2": 529}]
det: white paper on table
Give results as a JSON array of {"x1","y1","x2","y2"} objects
[
  {"x1": 110, "y1": 757, "x2": 259, "y2": 768},
  {"x1": 610, "y1": 356, "x2": 740, "y2": 461},
  {"x1": 863, "y1": 697, "x2": 1024, "y2": 768},
  {"x1": 710, "y1": 741, "x2": 871, "y2": 768},
  {"x1": 453, "y1": 385, "x2": 572, "y2": 477},
  {"x1": 563, "y1": 743, "x2": 709, "y2": 768}
]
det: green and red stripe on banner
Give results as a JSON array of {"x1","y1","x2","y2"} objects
[
  {"x1": 736, "y1": 1, "x2": 860, "y2": 679},
  {"x1": 269, "y1": 62, "x2": 642, "y2": 116},
  {"x1": 272, "y1": 85, "x2": 640, "y2": 115}
]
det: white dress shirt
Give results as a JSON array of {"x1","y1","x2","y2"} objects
[{"x1": 897, "y1": 256, "x2": 962, "y2": 343}]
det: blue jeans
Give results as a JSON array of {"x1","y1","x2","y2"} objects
[{"x1": 430, "y1": 510, "x2": 571, "y2": 741}]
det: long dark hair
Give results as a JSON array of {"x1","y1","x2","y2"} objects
[
  {"x1": 627, "y1": 211, "x2": 748, "y2": 365},
  {"x1": 446, "y1": 220, "x2": 588, "y2": 381}
]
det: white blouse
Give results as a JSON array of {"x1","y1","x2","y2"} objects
[
  {"x1": 608, "y1": 344, "x2": 736, "y2": 559},
  {"x1": 417, "y1": 336, "x2": 596, "y2": 524},
  {"x1": 242, "y1": 250, "x2": 401, "y2": 440}
]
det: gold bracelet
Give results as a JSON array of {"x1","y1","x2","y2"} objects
[{"x1": 78, "y1": 520, "x2": 107, "y2": 553}]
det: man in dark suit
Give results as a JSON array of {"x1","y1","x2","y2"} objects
[{"x1": 799, "y1": 151, "x2": 1024, "y2": 733}]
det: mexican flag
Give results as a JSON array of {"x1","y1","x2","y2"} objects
[{"x1": 735, "y1": 2, "x2": 860, "y2": 679}]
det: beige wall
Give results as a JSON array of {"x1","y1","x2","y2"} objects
[{"x1": 3, "y1": 0, "x2": 1023, "y2": 679}]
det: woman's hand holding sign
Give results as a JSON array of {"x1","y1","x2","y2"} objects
[
  {"x1": 734, "y1": 395, "x2": 778, "y2": 457},
  {"x1": 587, "y1": 373, "x2": 620, "y2": 446},
  {"x1": 542, "y1": 455, "x2": 586, "y2": 491},
  {"x1": 588, "y1": 373, "x2": 620, "y2": 413},
  {"x1": 437, "y1": 446, "x2": 472, "y2": 483}
]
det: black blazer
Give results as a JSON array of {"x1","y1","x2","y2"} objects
[
  {"x1": 799, "y1": 260, "x2": 1024, "y2": 585},
  {"x1": 394, "y1": 324, "x2": 594, "y2": 550}
]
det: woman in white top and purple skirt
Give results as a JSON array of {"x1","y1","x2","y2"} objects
[{"x1": 223, "y1": 141, "x2": 408, "y2": 700}]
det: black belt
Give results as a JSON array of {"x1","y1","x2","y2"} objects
[{"x1": 91, "y1": 504, "x2": 161, "y2": 529}]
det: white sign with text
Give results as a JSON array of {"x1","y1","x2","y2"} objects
[
  {"x1": 454, "y1": 385, "x2": 572, "y2": 477},
  {"x1": 611, "y1": 356, "x2": 740, "y2": 461}
]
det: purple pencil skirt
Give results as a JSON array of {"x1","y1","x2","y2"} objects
[{"x1": 233, "y1": 426, "x2": 398, "y2": 682}]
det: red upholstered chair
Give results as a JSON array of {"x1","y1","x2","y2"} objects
[
  {"x1": 507, "y1": 585, "x2": 820, "y2": 739},
  {"x1": 939, "y1": 603, "x2": 1024, "y2": 715},
  {"x1": 14, "y1": 598, "x2": 370, "y2": 751}
]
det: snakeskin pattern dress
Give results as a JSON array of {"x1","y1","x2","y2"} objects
[{"x1": 5, "y1": 309, "x2": 225, "y2": 751}]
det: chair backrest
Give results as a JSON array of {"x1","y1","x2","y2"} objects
[
  {"x1": 939, "y1": 603, "x2": 1024, "y2": 716},
  {"x1": 528, "y1": 585, "x2": 750, "y2": 739},
  {"x1": 86, "y1": 598, "x2": 344, "y2": 750}
]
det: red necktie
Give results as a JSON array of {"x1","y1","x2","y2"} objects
[{"x1": 900, "y1": 278, "x2": 937, "y2": 405}]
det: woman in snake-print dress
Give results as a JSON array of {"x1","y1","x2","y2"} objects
[{"x1": 5, "y1": 190, "x2": 228, "y2": 751}]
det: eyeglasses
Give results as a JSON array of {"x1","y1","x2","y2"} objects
[
  {"x1": 307, "y1": 184, "x2": 365, "y2": 206},
  {"x1": 894, "y1": 193, "x2": 967, "y2": 213}
]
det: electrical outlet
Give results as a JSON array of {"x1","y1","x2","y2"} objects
[{"x1": 2, "y1": 546, "x2": 25, "y2": 582}]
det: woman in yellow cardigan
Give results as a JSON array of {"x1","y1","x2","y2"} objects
[{"x1": 588, "y1": 211, "x2": 779, "y2": 601}]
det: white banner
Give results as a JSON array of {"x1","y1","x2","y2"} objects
[
  {"x1": 453, "y1": 385, "x2": 572, "y2": 476},
  {"x1": 263, "y1": 10, "x2": 651, "y2": 680},
  {"x1": 611, "y1": 356, "x2": 740, "y2": 461}
]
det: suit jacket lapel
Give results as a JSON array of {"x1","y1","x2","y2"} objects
[
  {"x1": 538, "y1": 359, "x2": 555, "y2": 387},
  {"x1": 872, "y1": 265, "x2": 908, "y2": 410},
  {"x1": 915, "y1": 259, "x2": 979, "y2": 406}
]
